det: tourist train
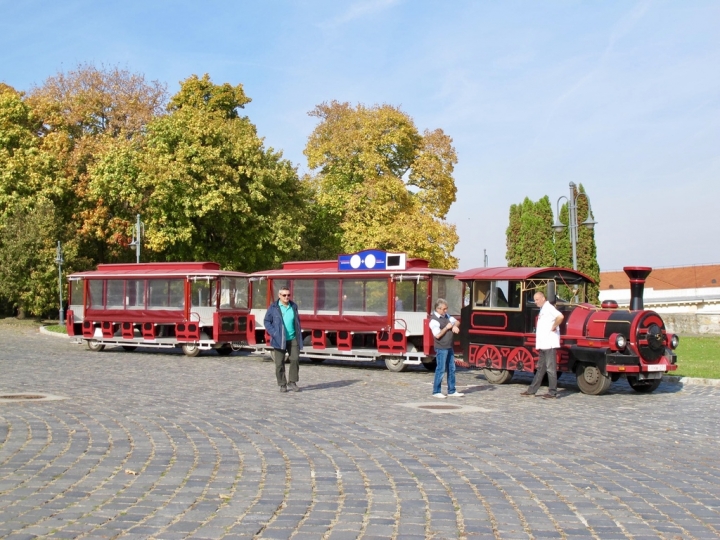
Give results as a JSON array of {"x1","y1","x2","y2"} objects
[{"x1": 66, "y1": 252, "x2": 678, "y2": 394}]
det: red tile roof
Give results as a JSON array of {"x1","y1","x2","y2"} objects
[{"x1": 600, "y1": 264, "x2": 720, "y2": 290}]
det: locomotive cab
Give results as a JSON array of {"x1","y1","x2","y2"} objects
[{"x1": 456, "y1": 266, "x2": 678, "y2": 395}]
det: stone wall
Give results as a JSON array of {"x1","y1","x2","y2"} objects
[{"x1": 662, "y1": 313, "x2": 720, "y2": 335}]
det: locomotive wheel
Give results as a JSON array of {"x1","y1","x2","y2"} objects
[
  {"x1": 182, "y1": 343, "x2": 201, "y2": 357},
  {"x1": 121, "y1": 345, "x2": 137, "y2": 352},
  {"x1": 507, "y1": 347, "x2": 534, "y2": 372},
  {"x1": 86, "y1": 339, "x2": 105, "y2": 352},
  {"x1": 627, "y1": 376, "x2": 662, "y2": 393},
  {"x1": 576, "y1": 364, "x2": 612, "y2": 395},
  {"x1": 216, "y1": 345, "x2": 233, "y2": 356},
  {"x1": 483, "y1": 368, "x2": 514, "y2": 384},
  {"x1": 422, "y1": 358, "x2": 437, "y2": 372}
]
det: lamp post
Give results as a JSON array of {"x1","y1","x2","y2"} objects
[
  {"x1": 54, "y1": 241, "x2": 64, "y2": 325},
  {"x1": 553, "y1": 182, "x2": 597, "y2": 271},
  {"x1": 128, "y1": 214, "x2": 144, "y2": 263}
]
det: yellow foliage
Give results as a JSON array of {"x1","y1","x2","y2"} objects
[{"x1": 304, "y1": 101, "x2": 458, "y2": 269}]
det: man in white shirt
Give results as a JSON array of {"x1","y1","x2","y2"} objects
[{"x1": 521, "y1": 291, "x2": 564, "y2": 399}]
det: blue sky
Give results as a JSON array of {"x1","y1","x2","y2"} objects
[{"x1": 2, "y1": 0, "x2": 719, "y2": 272}]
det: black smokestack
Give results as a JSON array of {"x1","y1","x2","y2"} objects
[{"x1": 623, "y1": 267, "x2": 652, "y2": 310}]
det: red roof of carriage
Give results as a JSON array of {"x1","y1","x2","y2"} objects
[
  {"x1": 455, "y1": 266, "x2": 595, "y2": 284},
  {"x1": 69, "y1": 262, "x2": 248, "y2": 278}
]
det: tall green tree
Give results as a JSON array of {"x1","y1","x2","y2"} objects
[
  {"x1": 88, "y1": 74, "x2": 307, "y2": 271},
  {"x1": 505, "y1": 196, "x2": 555, "y2": 267},
  {"x1": 303, "y1": 101, "x2": 459, "y2": 269}
]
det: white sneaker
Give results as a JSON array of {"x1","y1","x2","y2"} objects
[
  {"x1": 448, "y1": 392, "x2": 465, "y2": 397},
  {"x1": 433, "y1": 393, "x2": 447, "y2": 399}
]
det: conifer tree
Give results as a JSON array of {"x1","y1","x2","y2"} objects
[{"x1": 505, "y1": 196, "x2": 555, "y2": 267}]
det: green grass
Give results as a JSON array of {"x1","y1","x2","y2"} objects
[
  {"x1": 673, "y1": 336, "x2": 720, "y2": 379},
  {"x1": 43, "y1": 324, "x2": 68, "y2": 334}
]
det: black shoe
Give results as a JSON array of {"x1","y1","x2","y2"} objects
[
  {"x1": 520, "y1": 391, "x2": 535, "y2": 397},
  {"x1": 540, "y1": 393, "x2": 557, "y2": 399},
  {"x1": 280, "y1": 385, "x2": 287, "y2": 393},
  {"x1": 288, "y1": 382, "x2": 300, "y2": 392}
]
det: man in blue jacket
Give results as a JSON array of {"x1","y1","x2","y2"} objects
[{"x1": 264, "y1": 286, "x2": 303, "y2": 392}]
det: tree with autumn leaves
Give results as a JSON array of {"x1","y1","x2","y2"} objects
[
  {"x1": 0, "y1": 67, "x2": 461, "y2": 316},
  {"x1": 303, "y1": 101, "x2": 459, "y2": 269}
]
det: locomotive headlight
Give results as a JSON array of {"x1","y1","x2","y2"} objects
[
  {"x1": 670, "y1": 334, "x2": 679, "y2": 350},
  {"x1": 615, "y1": 334, "x2": 627, "y2": 350}
]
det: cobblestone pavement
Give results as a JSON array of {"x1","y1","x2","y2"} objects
[{"x1": 1, "y1": 326, "x2": 719, "y2": 539}]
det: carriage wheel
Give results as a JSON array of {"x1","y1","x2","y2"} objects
[
  {"x1": 384, "y1": 343, "x2": 416, "y2": 372},
  {"x1": 384, "y1": 357, "x2": 407, "y2": 372},
  {"x1": 627, "y1": 376, "x2": 662, "y2": 393},
  {"x1": 576, "y1": 364, "x2": 612, "y2": 395},
  {"x1": 483, "y1": 368, "x2": 515, "y2": 384},
  {"x1": 507, "y1": 347, "x2": 534, "y2": 373},
  {"x1": 122, "y1": 345, "x2": 137, "y2": 352},
  {"x1": 86, "y1": 340, "x2": 105, "y2": 352},
  {"x1": 182, "y1": 343, "x2": 201, "y2": 357}
]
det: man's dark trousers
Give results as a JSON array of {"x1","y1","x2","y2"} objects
[
  {"x1": 273, "y1": 340, "x2": 299, "y2": 386},
  {"x1": 527, "y1": 348, "x2": 558, "y2": 396}
]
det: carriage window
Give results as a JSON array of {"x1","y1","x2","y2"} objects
[
  {"x1": 272, "y1": 279, "x2": 291, "y2": 299},
  {"x1": 474, "y1": 280, "x2": 521, "y2": 309},
  {"x1": 106, "y1": 280, "x2": 125, "y2": 309},
  {"x1": 342, "y1": 279, "x2": 388, "y2": 314},
  {"x1": 220, "y1": 277, "x2": 247, "y2": 309},
  {"x1": 252, "y1": 280, "x2": 267, "y2": 309},
  {"x1": 316, "y1": 279, "x2": 340, "y2": 314},
  {"x1": 473, "y1": 281, "x2": 490, "y2": 306},
  {"x1": 148, "y1": 279, "x2": 184, "y2": 309},
  {"x1": 191, "y1": 279, "x2": 215, "y2": 308},
  {"x1": 127, "y1": 280, "x2": 146, "y2": 309},
  {"x1": 292, "y1": 279, "x2": 315, "y2": 313},
  {"x1": 432, "y1": 276, "x2": 463, "y2": 315},
  {"x1": 342, "y1": 280, "x2": 364, "y2": 312},
  {"x1": 88, "y1": 280, "x2": 103, "y2": 308},
  {"x1": 365, "y1": 280, "x2": 387, "y2": 314},
  {"x1": 69, "y1": 280, "x2": 84, "y2": 307},
  {"x1": 395, "y1": 281, "x2": 414, "y2": 311}
]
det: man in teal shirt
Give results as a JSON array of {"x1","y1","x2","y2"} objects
[{"x1": 264, "y1": 286, "x2": 303, "y2": 392}]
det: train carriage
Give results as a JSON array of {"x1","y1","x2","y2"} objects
[
  {"x1": 66, "y1": 262, "x2": 255, "y2": 356},
  {"x1": 456, "y1": 265, "x2": 679, "y2": 395},
  {"x1": 249, "y1": 250, "x2": 463, "y2": 371}
]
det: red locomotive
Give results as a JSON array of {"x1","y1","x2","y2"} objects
[
  {"x1": 456, "y1": 266, "x2": 678, "y2": 395},
  {"x1": 66, "y1": 262, "x2": 256, "y2": 356}
]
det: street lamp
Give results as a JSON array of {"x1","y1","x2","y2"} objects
[
  {"x1": 54, "y1": 241, "x2": 64, "y2": 325},
  {"x1": 553, "y1": 182, "x2": 597, "y2": 271},
  {"x1": 128, "y1": 214, "x2": 144, "y2": 263}
]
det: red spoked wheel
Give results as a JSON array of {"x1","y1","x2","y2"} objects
[
  {"x1": 507, "y1": 347, "x2": 534, "y2": 373},
  {"x1": 479, "y1": 345, "x2": 514, "y2": 384},
  {"x1": 478, "y1": 345, "x2": 502, "y2": 369}
]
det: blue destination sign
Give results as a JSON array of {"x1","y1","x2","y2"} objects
[{"x1": 338, "y1": 250, "x2": 389, "y2": 271}]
